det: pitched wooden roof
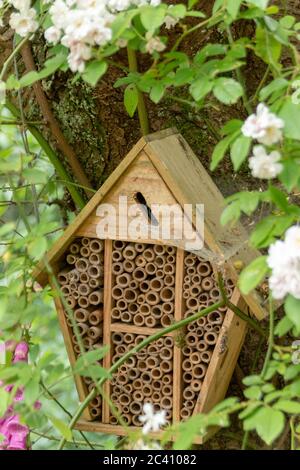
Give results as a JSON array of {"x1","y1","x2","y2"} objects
[{"x1": 34, "y1": 128, "x2": 266, "y2": 319}]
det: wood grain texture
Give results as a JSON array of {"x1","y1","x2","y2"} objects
[
  {"x1": 173, "y1": 248, "x2": 184, "y2": 423},
  {"x1": 49, "y1": 278, "x2": 92, "y2": 421},
  {"x1": 110, "y1": 322, "x2": 174, "y2": 337},
  {"x1": 102, "y1": 239, "x2": 113, "y2": 423}
]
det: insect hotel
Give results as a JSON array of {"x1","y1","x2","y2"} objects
[{"x1": 34, "y1": 129, "x2": 266, "y2": 441}]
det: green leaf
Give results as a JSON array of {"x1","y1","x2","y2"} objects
[
  {"x1": 274, "y1": 316, "x2": 293, "y2": 337},
  {"x1": 24, "y1": 377, "x2": 40, "y2": 405},
  {"x1": 256, "y1": 408, "x2": 285, "y2": 445},
  {"x1": 220, "y1": 201, "x2": 240, "y2": 226},
  {"x1": 244, "y1": 385, "x2": 262, "y2": 400},
  {"x1": 268, "y1": 185, "x2": 289, "y2": 212},
  {"x1": 140, "y1": 5, "x2": 166, "y2": 31},
  {"x1": 28, "y1": 236, "x2": 47, "y2": 260},
  {"x1": 189, "y1": 77, "x2": 213, "y2": 101},
  {"x1": 124, "y1": 84, "x2": 138, "y2": 117},
  {"x1": 23, "y1": 168, "x2": 48, "y2": 184},
  {"x1": 285, "y1": 295, "x2": 300, "y2": 334},
  {"x1": 279, "y1": 98, "x2": 300, "y2": 141},
  {"x1": 221, "y1": 119, "x2": 243, "y2": 135},
  {"x1": 210, "y1": 133, "x2": 237, "y2": 171},
  {"x1": 255, "y1": 26, "x2": 282, "y2": 67},
  {"x1": 243, "y1": 375, "x2": 264, "y2": 386},
  {"x1": 238, "y1": 256, "x2": 268, "y2": 294},
  {"x1": 226, "y1": 0, "x2": 242, "y2": 19},
  {"x1": 82, "y1": 61, "x2": 107, "y2": 86},
  {"x1": 150, "y1": 83, "x2": 165, "y2": 103},
  {"x1": 279, "y1": 159, "x2": 300, "y2": 192},
  {"x1": 230, "y1": 135, "x2": 251, "y2": 171},
  {"x1": 48, "y1": 415, "x2": 72, "y2": 441},
  {"x1": 0, "y1": 388, "x2": 9, "y2": 417},
  {"x1": 259, "y1": 78, "x2": 288, "y2": 101},
  {"x1": 213, "y1": 78, "x2": 243, "y2": 105},
  {"x1": 18, "y1": 53, "x2": 67, "y2": 88},
  {"x1": 73, "y1": 346, "x2": 109, "y2": 373},
  {"x1": 245, "y1": 0, "x2": 269, "y2": 10}
]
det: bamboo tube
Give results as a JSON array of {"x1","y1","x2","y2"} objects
[
  {"x1": 195, "y1": 340, "x2": 208, "y2": 352},
  {"x1": 135, "y1": 255, "x2": 146, "y2": 268},
  {"x1": 89, "y1": 253, "x2": 102, "y2": 266},
  {"x1": 160, "y1": 347, "x2": 173, "y2": 361},
  {"x1": 152, "y1": 380, "x2": 162, "y2": 391},
  {"x1": 128, "y1": 303, "x2": 138, "y2": 315},
  {"x1": 112, "y1": 262, "x2": 124, "y2": 275},
  {"x1": 204, "y1": 331, "x2": 218, "y2": 346},
  {"x1": 145, "y1": 262, "x2": 156, "y2": 276},
  {"x1": 57, "y1": 268, "x2": 69, "y2": 285},
  {"x1": 132, "y1": 313, "x2": 143, "y2": 327},
  {"x1": 116, "y1": 273, "x2": 131, "y2": 287},
  {"x1": 150, "y1": 392, "x2": 160, "y2": 403},
  {"x1": 132, "y1": 390, "x2": 144, "y2": 402},
  {"x1": 185, "y1": 332, "x2": 199, "y2": 347},
  {"x1": 145, "y1": 290, "x2": 160, "y2": 305},
  {"x1": 199, "y1": 292, "x2": 209, "y2": 304},
  {"x1": 110, "y1": 392, "x2": 119, "y2": 402},
  {"x1": 154, "y1": 255, "x2": 165, "y2": 268},
  {"x1": 68, "y1": 269, "x2": 80, "y2": 282},
  {"x1": 164, "y1": 263, "x2": 175, "y2": 275},
  {"x1": 160, "y1": 287, "x2": 175, "y2": 302},
  {"x1": 193, "y1": 363, "x2": 207, "y2": 379},
  {"x1": 66, "y1": 296, "x2": 76, "y2": 309},
  {"x1": 111, "y1": 307, "x2": 121, "y2": 322},
  {"x1": 81, "y1": 238, "x2": 89, "y2": 247},
  {"x1": 125, "y1": 356, "x2": 136, "y2": 369},
  {"x1": 88, "y1": 265, "x2": 104, "y2": 279},
  {"x1": 161, "y1": 314, "x2": 174, "y2": 327},
  {"x1": 185, "y1": 400, "x2": 195, "y2": 410},
  {"x1": 146, "y1": 344, "x2": 158, "y2": 357},
  {"x1": 196, "y1": 327, "x2": 205, "y2": 338},
  {"x1": 139, "y1": 280, "x2": 150, "y2": 293},
  {"x1": 164, "y1": 275, "x2": 175, "y2": 287},
  {"x1": 83, "y1": 336, "x2": 94, "y2": 349},
  {"x1": 122, "y1": 333, "x2": 134, "y2": 345},
  {"x1": 182, "y1": 358, "x2": 193, "y2": 371},
  {"x1": 80, "y1": 246, "x2": 90, "y2": 258},
  {"x1": 129, "y1": 280, "x2": 138, "y2": 290},
  {"x1": 130, "y1": 401, "x2": 143, "y2": 415},
  {"x1": 186, "y1": 266, "x2": 196, "y2": 276},
  {"x1": 142, "y1": 384, "x2": 153, "y2": 397},
  {"x1": 197, "y1": 261, "x2": 212, "y2": 276},
  {"x1": 183, "y1": 386, "x2": 195, "y2": 401},
  {"x1": 151, "y1": 368, "x2": 163, "y2": 380},
  {"x1": 161, "y1": 360, "x2": 173, "y2": 373},
  {"x1": 78, "y1": 296, "x2": 89, "y2": 308},
  {"x1": 183, "y1": 371, "x2": 193, "y2": 383},
  {"x1": 89, "y1": 289, "x2": 104, "y2": 305},
  {"x1": 119, "y1": 394, "x2": 130, "y2": 406},
  {"x1": 112, "y1": 250, "x2": 122, "y2": 262},
  {"x1": 119, "y1": 365, "x2": 128, "y2": 375},
  {"x1": 190, "y1": 285, "x2": 202, "y2": 297},
  {"x1": 123, "y1": 244, "x2": 137, "y2": 260},
  {"x1": 161, "y1": 396, "x2": 173, "y2": 410},
  {"x1": 182, "y1": 345, "x2": 193, "y2": 356},
  {"x1": 210, "y1": 287, "x2": 221, "y2": 301},
  {"x1": 139, "y1": 303, "x2": 151, "y2": 316},
  {"x1": 112, "y1": 332, "x2": 124, "y2": 344},
  {"x1": 116, "y1": 299, "x2": 127, "y2": 311},
  {"x1": 191, "y1": 273, "x2": 201, "y2": 285},
  {"x1": 150, "y1": 305, "x2": 162, "y2": 320},
  {"x1": 166, "y1": 245, "x2": 176, "y2": 255},
  {"x1": 156, "y1": 269, "x2": 164, "y2": 279},
  {"x1": 154, "y1": 244, "x2": 165, "y2": 255},
  {"x1": 142, "y1": 247, "x2": 154, "y2": 262},
  {"x1": 78, "y1": 283, "x2": 91, "y2": 296},
  {"x1": 213, "y1": 325, "x2": 221, "y2": 334},
  {"x1": 134, "y1": 335, "x2": 147, "y2": 346},
  {"x1": 187, "y1": 322, "x2": 196, "y2": 332},
  {"x1": 140, "y1": 371, "x2": 152, "y2": 383},
  {"x1": 180, "y1": 407, "x2": 191, "y2": 420},
  {"x1": 145, "y1": 356, "x2": 159, "y2": 369},
  {"x1": 201, "y1": 350, "x2": 212, "y2": 363},
  {"x1": 201, "y1": 276, "x2": 214, "y2": 291},
  {"x1": 197, "y1": 317, "x2": 207, "y2": 327},
  {"x1": 124, "y1": 384, "x2": 133, "y2": 394},
  {"x1": 74, "y1": 308, "x2": 89, "y2": 322},
  {"x1": 90, "y1": 239, "x2": 104, "y2": 253},
  {"x1": 120, "y1": 311, "x2": 132, "y2": 323},
  {"x1": 113, "y1": 240, "x2": 125, "y2": 251},
  {"x1": 115, "y1": 344, "x2": 127, "y2": 355},
  {"x1": 137, "y1": 294, "x2": 145, "y2": 305},
  {"x1": 132, "y1": 268, "x2": 147, "y2": 281},
  {"x1": 117, "y1": 374, "x2": 129, "y2": 385},
  {"x1": 155, "y1": 338, "x2": 164, "y2": 349},
  {"x1": 167, "y1": 255, "x2": 176, "y2": 265},
  {"x1": 207, "y1": 311, "x2": 224, "y2": 325},
  {"x1": 190, "y1": 379, "x2": 202, "y2": 392},
  {"x1": 112, "y1": 286, "x2": 123, "y2": 301},
  {"x1": 162, "y1": 374, "x2": 172, "y2": 385},
  {"x1": 132, "y1": 377, "x2": 143, "y2": 389},
  {"x1": 190, "y1": 351, "x2": 202, "y2": 364},
  {"x1": 89, "y1": 277, "x2": 103, "y2": 289},
  {"x1": 61, "y1": 285, "x2": 71, "y2": 296},
  {"x1": 145, "y1": 316, "x2": 158, "y2": 327},
  {"x1": 183, "y1": 291, "x2": 190, "y2": 300},
  {"x1": 79, "y1": 272, "x2": 88, "y2": 284},
  {"x1": 75, "y1": 257, "x2": 89, "y2": 273},
  {"x1": 91, "y1": 396, "x2": 102, "y2": 408},
  {"x1": 73, "y1": 344, "x2": 81, "y2": 354},
  {"x1": 90, "y1": 407, "x2": 101, "y2": 419},
  {"x1": 87, "y1": 326, "x2": 102, "y2": 341},
  {"x1": 134, "y1": 242, "x2": 145, "y2": 252},
  {"x1": 149, "y1": 278, "x2": 164, "y2": 292},
  {"x1": 66, "y1": 254, "x2": 78, "y2": 265},
  {"x1": 70, "y1": 242, "x2": 80, "y2": 254},
  {"x1": 132, "y1": 415, "x2": 142, "y2": 426},
  {"x1": 123, "y1": 260, "x2": 135, "y2": 273},
  {"x1": 185, "y1": 297, "x2": 198, "y2": 310},
  {"x1": 109, "y1": 416, "x2": 118, "y2": 425},
  {"x1": 162, "y1": 385, "x2": 173, "y2": 397},
  {"x1": 162, "y1": 302, "x2": 174, "y2": 314},
  {"x1": 184, "y1": 310, "x2": 195, "y2": 319}
]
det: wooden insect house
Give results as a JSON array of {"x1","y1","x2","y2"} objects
[{"x1": 34, "y1": 129, "x2": 266, "y2": 441}]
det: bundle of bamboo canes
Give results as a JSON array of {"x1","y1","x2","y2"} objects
[
  {"x1": 110, "y1": 332, "x2": 174, "y2": 426},
  {"x1": 180, "y1": 252, "x2": 234, "y2": 420},
  {"x1": 57, "y1": 237, "x2": 105, "y2": 420},
  {"x1": 111, "y1": 241, "x2": 176, "y2": 328}
]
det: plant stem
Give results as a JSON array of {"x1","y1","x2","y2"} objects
[
  {"x1": 58, "y1": 299, "x2": 225, "y2": 450},
  {"x1": 227, "y1": 301, "x2": 267, "y2": 339},
  {"x1": 5, "y1": 101, "x2": 86, "y2": 209},
  {"x1": 261, "y1": 296, "x2": 275, "y2": 379},
  {"x1": 127, "y1": 47, "x2": 150, "y2": 136},
  {"x1": 0, "y1": 36, "x2": 29, "y2": 81}
]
